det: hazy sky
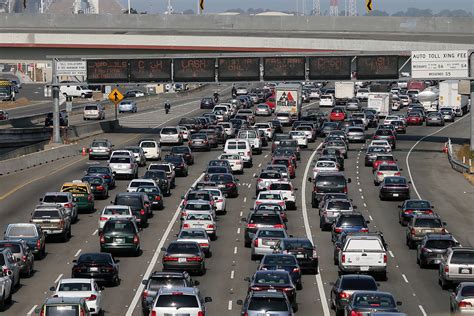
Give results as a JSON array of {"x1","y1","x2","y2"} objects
[{"x1": 120, "y1": 0, "x2": 474, "y2": 14}]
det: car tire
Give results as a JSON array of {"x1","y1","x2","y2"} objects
[
  {"x1": 244, "y1": 240, "x2": 251, "y2": 248},
  {"x1": 251, "y1": 253, "x2": 258, "y2": 261},
  {"x1": 0, "y1": 294, "x2": 5, "y2": 311},
  {"x1": 296, "y1": 281, "x2": 303, "y2": 290},
  {"x1": 113, "y1": 275, "x2": 120, "y2": 287},
  {"x1": 134, "y1": 247, "x2": 141, "y2": 257}
]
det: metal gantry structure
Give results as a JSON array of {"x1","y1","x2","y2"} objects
[
  {"x1": 329, "y1": 0, "x2": 338, "y2": 16},
  {"x1": 312, "y1": 0, "x2": 321, "y2": 16}
]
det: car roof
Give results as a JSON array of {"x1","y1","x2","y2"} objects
[
  {"x1": 150, "y1": 271, "x2": 189, "y2": 278},
  {"x1": 158, "y1": 286, "x2": 199, "y2": 295},
  {"x1": 59, "y1": 278, "x2": 93, "y2": 284},
  {"x1": 249, "y1": 290, "x2": 287, "y2": 298},
  {"x1": 424, "y1": 233, "x2": 455, "y2": 240},
  {"x1": 341, "y1": 274, "x2": 376, "y2": 281},
  {"x1": 44, "y1": 296, "x2": 86, "y2": 304},
  {"x1": 44, "y1": 192, "x2": 70, "y2": 196}
]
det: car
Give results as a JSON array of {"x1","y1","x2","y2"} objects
[
  {"x1": 0, "y1": 240, "x2": 34, "y2": 278},
  {"x1": 110, "y1": 149, "x2": 134, "y2": 161},
  {"x1": 254, "y1": 191, "x2": 287, "y2": 211},
  {"x1": 318, "y1": 193, "x2": 350, "y2": 211},
  {"x1": 237, "y1": 290, "x2": 294, "y2": 315},
  {"x1": 254, "y1": 170, "x2": 285, "y2": 195},
  {"x1": 272, "y1": 238, "x2": 319, "y2": 274},
  {"x1": 439, "y1": 247, "x2": 474, "y2": 290},
  {"x1": 275, "y1": 112, "x2": 293, "y2": 126},
  {"x1": 201, "y1": 188, "x2": 226, "y2": 214},
  {"x1": 258, "y1": 254, "x2": 302, "y2": 290},
  {"x1": 345, "y1": 126, "x2": 365, "y2": 143},
  {"x1": 218, "y1": 153, "x2": 244, "y2": 174},
  {"x1": 160, "y1": 126, "x2": 183, "y2": 145},
  {"x1": 318, "y1": 122, "x2": 339, "y2": 137},
  {"x1": 139, "y1": 139, "x2": 161, "y2": 160},
  {"x1": 330, "y1": 107, "x2": 346, "y2": 121},
  {"x1": 345, "y1": 291, "x2": 402, "y2": 315},
  {"x1": 372, "y1": 154, "x2": 396, "y2": 172},
  {"x1": 123, "y1": 146, "x2": 147, "y2": 167},
  {"x1": 85, "y1": 165, "x2": 116, "y2": 189},
  {"x1": 320, "y1": 94, "x2": 335, "y2": 107},
  {"x1": 330, "y1": 274, "x2": 378, "y2": 315},
  {"x1": 108, "y1": 155, "x2": 138, "y2": 180},
  {"x1": 99, "y1": 218, "x2": 140, "y2": 256},
  {"x1": 390, "y1": 120, "x2": 407, "y2": 134},
  {"x1": 268, "y1": 181, "x2": 297, "y2": 210},
  {"x1": 406, "y1": 112, "x2": 423, "y2": 125},
  {"x1": 148, "y1": 163, "x2": 176, "y2": 188},
  {"x1": 440, "y1": 107, "x2": 456, "y2": 122},
  {"x1": 98, "y1": 205, "x2": 135, "y2": 232},
  {"x1": 356, "y1": 88, "x2": 370, "y2": 100},
  {"x1": 72, "y1": 252, "x2": 120, "y2": 286},
  {"x1": 137, "y1": 186, "x2": 164, "y2": 210},
  {"x1": 449, "y1": 282, "x2": 474, "y2": 313},
  {"x1": 406, "y1": 214, "x2": 447, "y2": 249},
  {"x1": 237, "y1": 129, "x2": 262, "y2": 154},
  {"x1": 142, "y1": 170, "x2": 171, "y2": 196},
  {"x1": 204, "y1": 165, "x2": 232, "y2": 180},
  {"x1": 208, "y1": 173, "x2": 239, "y2": 198},
  {"x1": 181, "y1": 211, "x2": 217, "y2": 240},
  {"x1": 272, "y1": 157, "x2": 296, "y2": 179},
  {"x1": 243, "y1": 210, "x2": 286, "y2": 248},
  {"x1": 4, "y1": 223, "x2": 46, "y2": 259},
  {"x1": 149, "y1": 286, "x2": 211, "y2": 315},
  {"x1": 140, "y1": 272, "x2": 198, "y2": 315},
  {"x1": 273, "y1": 147, "x2": 298, "y2": 166},
  {"x1": 417, "y1": 233, "x2": 458, "y2": 268},
  {"x1": 313, "y1": 160, "x2": 339, "y2": 179},
  {"x1": 82, "y1": 175, "x2": 109, "y2": 199},
  {"x1": 37, "y1": 297, "x2": 91, "y2": 316},
  {"x1": 323, "y1": 140, "x2": 348, "y2": 158},
  {"x1": 398, "y1": 199, "x2": 434, "y2": 226},
  {"x1": 124, "y1": 90, "x2": 145, "y2": 98},
  {"x1": 0, "y1": 268, "x2": 12, "y2": 310},
  {"x1": 346, "y1": 98, "x2": 361, "y2": 111},
  {"x1": 331, "y1": 212, "x2": 369, "y2": 242},
  {"x1": 83, "y1": 103, "x2": 105, "y2": 120},
  {"x1": 50, "y1": 278, "x2": 103, "y2": 315},
  {"x1": 369, "y1": 140, "x2": 392, "y2": 152},
  {"x1": 217, "y1": 122, "x2": 236, "y2": 138},
  {"x1": 309, "y1": 172, "x2": 351, "y2": 207},
  {"x1": 0, "y1": 248, "x2": 20, "y2": 289},
  {"x1": 188, "y1": 133, "x2": 211, "y2": 152},
  {"x1": 200, "y1": 97, "x2": 215, "y2": 109},
  {"x1": 177, "y1": 228, "x2": 211, "y2": 257},
  {"x1": 364, "y1": 146, "x2": 389, "y2": 166},
  {"x1": 118, "y1": 99, "x2": 137, "y2": 113},
  {"x1": 320, "y1": 198, "x2": 355, "y2": 231},
  {"x1": 181, "y1": 191, "x2": 216, "y2": 214},
  {"x1": 113, "y1": 192, "x2": 150, "y2": 226},
  {"x1": 178, "y1": 125, "x2": 191, "y2": 141},
  {"x1": 373, "y1": 129, "x2": 396, "y2": 149},
  {"x1": 161, "y1": 241, "x2": 206, "y2": 275},
  {"x1": 30, "y1": 205, "x2": 72, "y2": 242},
  {"x1": 88, "y1": 139, "x2": 113, "y2": 160},
  {"x1": 245, "y1": 270, "x2": 297, "y2": 309},
  {"x1": 373, "y1": 163, "x2": 401, "y2": 185},
  {"x1": 289, "y1": 131, "x2": 308, "y2": 148},
  {"x1": 40, "y1": 191, "x2": 78, "y2": 223},
  {"x1": 255, "y1": 104, "x2": 271, "y2": 116},
  {"x1": 426, "y1": 112, "x2": 445, "y2": 126},
  {"x1": 170, "y1": 146, "x2": 194, "y2": 165},
  {"x1": 251, "y1": 228, "x2": 289, "y2": 261},
  {"x1": 379, "y1": 176, "x2": 411, "y2": 201},
  {"x1": 61, "y1": 180, "x2": 95, "y2": 212},
  {"x1": 127, "y1": 178, "x2": 157, "y2": 193},
  {"x1": 265, "y1": 164, "x2": 290, "y2": 180}
]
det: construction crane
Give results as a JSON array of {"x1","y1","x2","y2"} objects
[{"x1": 329, "y1": 0, "x2": 338, "y2": 16}]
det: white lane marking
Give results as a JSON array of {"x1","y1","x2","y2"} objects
[
  {"x1": 54, "y1": 274, "x2": 63, "y2": 283},
  {"x1": 92, "y1": 229, "x2": 98, "y2": 236},
  {"x1": 27, "y1": 305, "x2": 38, "y2": 315},
  {"x1": 419, "y1": 305, "x2": 428, "y2": 316},
  {"x1": 389, "y1": 250, "x2": 395, "y2": 258},
  {"x1": 126, "y1": 173, "x2": 205, "y2": 316},
  {"x1": 243, "y1": 197, "x2": 247, "y2": 203},
  {"x1": 237, "y1": 227, "x2": 241, "y2": 234},
  {"x1": 248, "y1": 183, "x2": 252, "y2": 188},
  {"x1": 230, "y1": 270, "x2": 235, "y2": 279},
  {"x1": 369, "y1": 215, "x2": 373, "y2": 221},
  {"x1": 252, "y1": 173, "x2": 256, "y2": 177},
  {"x1": 405, "y1": 115, "x2": 468, "y2": 199},
  {"x1": 74, "y1": 249, "x2": 82, "y2": 257},
  {"x1": 258, "y1": 163, "x2": 262, "y2": 167},
  {"x1": 264, "y1": 154, "x2": 269, "y2": 158},
  {"x1": 302, "y1": 148, "x2": 330, "y2": 316},
  {"x1": 402, "y1": 274, "x2": 409, "y2": 283},
  {"x1": 234, "y1": 246, "x2": 238, "y2": 254},
  {"x1": 228, "y1": 300, "x2": 233, "y2": 310},
  {"x1": 358, "y1": 188, "x2": 362, "y2": 192}
]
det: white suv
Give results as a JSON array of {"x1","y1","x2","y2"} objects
[
  {"x1": 237, "y1": 129, "x2": 262, "y2": 154},
  {"x1": 160, "y1": 126, "x2": 182, "y2": 145},
  {"x1": 83, "y1": 104, "x2": 105, "y2": 120},
  {"x1": 150, "y1": 287, "x2": 212, "y2": 316}
]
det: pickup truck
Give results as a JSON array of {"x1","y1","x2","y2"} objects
[
  {"x1": 30, "y1": 206, "x2": 72, "y2": 242},
  {"x1": 339, "y1": 235, "x2": 387, "y2": 280},
  {"x1": 0, "y1": 266, "x2": 13, "y2": 310}
]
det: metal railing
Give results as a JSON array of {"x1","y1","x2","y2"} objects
[{"x1": 446, "y1": 138, "x2": 472, "y2": 174}]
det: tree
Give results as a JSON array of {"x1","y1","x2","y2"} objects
[
  {"x1": 225, "y1": 8, "x2": 245, "y2": 14},
  {"x1": 364, "y1": 10, "x2": 389, "y2": 16},
  {"x1": 404, "y1": 7, "x2": 433, "y2": 16},
  {"x1": 123, "y1": 8, "x2": 138, "y2": 14},
  {"x1": 183, "y1": 9, "x2": 195, "y2": 15}
]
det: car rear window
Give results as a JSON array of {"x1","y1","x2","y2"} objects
[
  {"x1": 339, "y1": 216, "x2": 366, "y2": 227},
  {"x1": 87, "y1": 167, "x2": 110, "y2": 174},
  {"x1": 227, "y1": 141, "x2": 247, "y2": 150},
  {"x1": 406, "y1": 201, "x2": 431, "y2": 208},
  {"x1": 115, "y1": 196, "x2": 142, "y2": 208},
  {"x1": 340, "y1": 278, "x2": 377, "y2": 291},
  {"x1": 144, "y1": 171, "x2": 166, "y2": 179},
  {"x1": 461, "y1": 285, "x2": 474, "y2": 297},
  {"x1": 259, "y1": 193, "x2": 282, "y2": 200},
  {"x1": 346, "y1": 239, "x2": 383, "y2": 251},
  {"x1": 167, "y1": 243, "x2": 199, "y2": 254},
  {"x1": 110, "y1": 157, "x2": 131, "y2": 163},
  {"x1": 425, "y1": 239, "x2": 455, "y2": 249},
  {"x1": 248, "y1": 297, "x2": 289, "y2": 311},
  {"x1": 82, "y1": 177, "x2": 102, "y2": 185},
  {"x1": 148, "y1": 165, "x2": 170, "y2": 172},
  {"x1": 263, "y1": 255, "x2": 297, "y2": 265},
  {"x1": 269, "y1": 183, "x2": 291, "y2": 191},
  {"x1": 45, "y1": 305, "x2": 80, "y2": 315},
  {"x1": 85, "y1": 105, "x2": 98, "y2": 110},
  {"x1": 130, "y1": 181, "x2": 153, "y2": 188},
  {"x1": 32, "y1": 210, "x2": 61, "y2": 218},
  {"x1": 0, "y1": 243, "x2": 21, "y2": 253},
  {"x1": 451, "y1": 251, "x2": 474, "y2": 264},
  {"x1": 103, "y1": 221, "x2": 135, "y2": 234},
  {"x1": 180, "y1": 230, "x2": 207, "y2": 238},
  {"x1": 375, "y1": 130, "x2": 393, "y2": 136},
  {"x1": 148, "y1": 278, "x2": 186, "y2": 291},
  {"x1": 414, "y1": 218, "x2": 442, "y2": 228},
  {"x1": 161, "y1": 128, "x2": 178, "y2": 134},
  {"x1": 255, "y1": 272, "x2": 290, "y2": 284},
  {"x1": 186, "y1": 213, "x2": 212, "y2": 221},
  {"x1": 327, "y1": 201, "x2": 351, "y2": 210},
  {"x1": 58, "y1": 282, "x2": 91, "y2": 291},
  {"x1": 155, "y1": 294, "x2": 199, "y2": 308},
  {"x1": 379, "y1": 165, "x2": 398, "y2": 171},
  {"x1": 92, "y1": 141, "x2": 107, "y2": 147},
  {"x1": 140, "y1": 142, "x2": 156, "y2": 148},
  {"x1": 103, "y1": 207, "x2": 129, "y2": 215},
  {"x1": 187, "y1": 192, "x2": 211, "y2": 201},
  {"x1": 353, "y1": 293, "x2": 395, "y2": 308},
  {"x1": 257, "y1": 230, "x2": 286, "y2": 238},
  {"x1": 316, "y1": 175, "x2": 346, "y2": 187},
  {"x1": 249, "y1": 215, "x2": 281, "y2": 225},
  {"x1": 185, "y1": 203, "x2": 211, "y2": 211},
  {"x1": 7, "y1": 226, "x2": 37, "y2": 237},
  {"x1": 43, "y1": 195, "x2": 69, "y2": 203}
]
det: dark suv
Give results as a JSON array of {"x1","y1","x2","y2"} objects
[
  {"x1": 242, "y1": 211, "x2": 286, "y2": 248},
  {"x1": 200, "y1": 97, "x2": 215, "y2": 109},
  {"x1": 45, "y1": 111, "x2": 68, "y2": 127},
  {"x1": 416, "y1": 233, "x2": 458, "y2": 268},
  {"x1": 114, "y1": 193, "x2": 150, "y2": 227},
  {"x1": 308, "y1": 172, "x2": 351, "y2": 207}
]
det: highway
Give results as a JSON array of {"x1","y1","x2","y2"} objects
[{"x1": 0, "y1": 84, "x2": 472, "y2": 316}]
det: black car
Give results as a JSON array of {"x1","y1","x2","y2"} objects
[
  {"x1": 330, "y1": 274, "x2": 378, "y2": 315},
  {"x1": 85, "y1": 166, "x2": 116, "y2": 188},
  {"x1": 274, "y1": 238, "x2": 318, "y2": 274},
  {"x1": 142, "y1": 170, "x2": 171, "y2": 197},
  {"x1": 308, "y1": 172, "x2": 351, "y2": 207},
  {"x1": 178, "y1": 117, "x2": 200, "y2": 133},
  {"x1": 45, "y1": 111, "x2": 68, "y2": 127},
  {"x1": 114, "y1": 193, "x2": 150, "y2": 226},
  {"x1": 170, "y1": 146, "x2": 194, "y2": 165},
  {"x1": 137, "y1": 186, "x2": 164, "y2": 210},
  {"x1": 245, "y1": 270, "x2": 297, "y2": 308},
  {"x1": 208, "y1": 173, "x2": 238, "y2": 198},
  {"x1": 71, "y1": 252, "x2": 120, "y2": 286},
  {"x1": 81, "y1": 175, "x2": 108, "y2": 199},
  {"x1": 237, "y1": 290, "x2": 294, "y2": 315},
  {"x1": 242, "y1": 211, "x2": 285, "y2": 248},
  {"x1": 258, "y1": 254, "x2": 302, "y2": 290},
  {"x1": 164, "y1": 154, "x2": 188, "y2": 177},
  {"x1": 321, "y1": 148, "x2": 344, "y2": 170},
  {"x1": 161, "y1": 241, "x2": 206, "y2": 275},
  {"x1": 200, "y1": 97, "x2": 215, "y2": 109},
  {"x1": 379, "y1": 176, "x2": 410, "y2": 201},
  {"x1": 331, "y1": 213, "x2": 369, "y2": 243},
  {"x1": 140, "y1": 271, "x2": 198, "y2": 315},
  {"x1": 270, "y1": 120, "x2": 283, "y2": 133},
  {"x1": 345, "y1": 291, "x2": 402, "y2": 315},
  {"x1": 417, "y1": 233, "x2": 458, "y2": 268}
]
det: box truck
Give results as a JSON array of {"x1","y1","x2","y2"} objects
[
  {"x1": 439, "y1": 80, "x2": 469, "y2": 116},
  {"x1": 335, "y1": 82, "x2": 355, "y2": 105},
  {"x1": 275, "y1": 83, "x2": 302, "y2": 119},
  {"x1": 367, "y1": 93, "x2": 391, "y2": 118}
]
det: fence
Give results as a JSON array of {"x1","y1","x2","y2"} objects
[{"x1": 446, "y1": 138, "x2": 472, "y2": 174}]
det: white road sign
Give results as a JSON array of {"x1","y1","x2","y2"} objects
[
  {"x1": 411, "y1": 50, "x2": 469, "y2": 79},
  {"x1": 56, "y1": 61, "x2": 87, "y2": 76}
]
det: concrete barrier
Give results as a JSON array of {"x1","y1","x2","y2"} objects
[{"x1": 66, "y1": 119, "x2": 120, "y2": 141}]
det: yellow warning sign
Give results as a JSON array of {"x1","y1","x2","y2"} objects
[{"x1": 108, "y1": 88, "x2": 124, "y2": 105}]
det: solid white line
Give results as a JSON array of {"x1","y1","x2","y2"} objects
[
  {"x1": 419, "y1": 305, "x2": 428, "y2": 316},
  {"x1": 243, "y1": 197, "x2": 247, "y2": 203},
  {"x1": 405, "y1": 115, "x2": 468, "y2": 199},
  {"x1": 301, "y1": 148, "x2": 330, "y2": 316},
  {"x1": 230, "y1": 270, "x2": 235, "y2": 279},
  {"x1": 126, "y1": 173, "x2": 205, "y2": 316},
  {"x1": 402, "y1": 274, "x2": 409, "y2": 283},
  {"x1": 234, "y1": 246, "x2": 238, "y2": 254},
  {"x1": 228, "y1": 300, "x2": 233, "y2": 310},
  {"x1": 92, "y1": 229, "x2": 98, "y2": 236},
  {"x1": 54, "y1": 274, "x2": 63, "y2": 283},
  {"x1": 388, "y1": 250, "x2": 395, "y2": 258},
  {"x1": 27, "y1": 305, "x2": 38, "y2": 315},
  {"x1": 74, "y1": 249, "x2": 82, "y2": 257}
]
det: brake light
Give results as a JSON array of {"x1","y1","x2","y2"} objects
[
  {"x1": 40, "y1": 308, "x2": 45, "y2": 316},
  {"x1": 103, "y1": 175, "x2": 110, "y2": 179},
  {"x1": 256, "y1": 178, "x2": 263, "y2": 183},
  {"x1": 343, "y1": 186, "x2": 348, "y2": 194},
  {"x1": 85, "y1": 294, "x2": 97, "y2": 301},
  {"x1": 351, "y1": 311, "x2": 363, "y2": 316},
  {"x1": 383, "y1": 254, "x2": 387, "y2": 263},
  {"x1": 151, "y1": 311, "x2": 157, "y2": 316},
  {"x1": 183, "y1": 223, "x2": 190, "y2": 228},
  {"x1": 133, "y1": 235, "x2": 139, "y2": 244},
  {"x1": 441, "y1": 228, "x2": 447, "y2": 234},
  {"x1": 207, "y1": 224, "x2": 215, "y2": 229},
  {"x1": 292, "y1": 267, "x2": 300, "y2": 273},
  {"x1": 394, "y1": 172, "x2": 401, "y2": 176},
  {"x1": 99, "y1": 234, "x2": 105, "y2": 244},
  {"x1": 282, "y1": 287, "x2": 294, "y2": 292},
  {"x1": 64, "y1": 203, "x2": 73, "y2": 208},
  {"x1": 411, "y1": 228, "x2": 416, "y2": 236},
  {"x1": 278, "y1": 201, "x2": 285, "y2": 206},
  {"x1": 339, "y1": 291, "x2": 351, "y2": 299},
  {"x1": 312, "y1": 248, "x2": 318, "y2": 258},
  {"x1": 155, "y1": 196, "x2": 161, "y2": 201},
  {"x1": 226, "y1": 182, "x2": 236, "y2": 187},
  {"x1": 96, "y1": 186, "x2": 104, "y2": 191},
  {"x1": 59, "y1": 219, "x2": 65, "y2": 228},
  {"x1": 36, "y1": 239, "x2": 41, "y2": 249},
  {"x1": 341, "y1": 254, "x2": 346, "y2": 263},
  {"x1": 199, "y1": 243, "x2": 209, "y2": 248},
  {"x1": 187, "y1": 256, "x2": 202, "y2": 262},
  {"x1": 22, "y1": 255, "x2": 27, "y2": 262},
  {"x1": 334, "y1": 227, "x2": 343, "y2": 233},
  {"x1": 198, "y1": 312, "x2": 205, "y2": 316},
  {"x1": 361, "y1": 228, "x2": 369, "y2": 233},
  {"x1": 254, "y1": 239, "x2": 258, "y2": 247},
  {"x1": 163, "y1": 256, "x2": 178, "y2": 261},
  {"x1": 274, "y1": 224, "x2": 284, "y2": 228},
  {"x1": 247, "y1": 223, "x2": 257, "y2": 228},
  {"x1": 246, "y1": 151, "x2": 251, "y2": 157},
  {"x1": 88, "y1": 195, "x2": 93, "y2": 201},
  {"x1": 89, "y1": 149, "x2": 93, "y2": 153},
  {"x1": 377, "y1": 172, "x2": 383, "y2": 176},
  {"x1": 142, "y1": 290, "x2": 148, "y2": 298},
  {"x1": 459, "y1": 301, "x2": 472, "y2": 308},
  {"x1": 140, "y1": 209, "x2": 145, "y2": 215},
  {"x1": 404, "y1": 210, "x2": 413, "y2": 214}
]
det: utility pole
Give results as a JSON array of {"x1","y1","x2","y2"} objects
[{"x1": 51, "y1": 58, "x2": 61, "y2": 144}]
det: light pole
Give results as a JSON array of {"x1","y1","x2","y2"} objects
[{"x1": 128, "y1": 0, "x2": 131, "y2": 14}]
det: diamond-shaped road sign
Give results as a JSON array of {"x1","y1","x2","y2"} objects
[{"x1": 108, "y1": 88, "x2": 124, "y2": 105}]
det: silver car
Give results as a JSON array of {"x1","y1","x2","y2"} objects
[
  {"x1": 345, "y1": 127, "x2": 365, "y2": 143},
  {"x1": 320, "y1": 199, "x2": 355, "y2": 231},
  {"x1": 439, "y1": 247, "x2": 474, "y2": 290},
  {"x1": 123, "y1": 146, "x2": 147, "y2": 167},
  {"x1": 40, "y1": 192, "x2": 78, "y2": 223},
  {"x1": 251, "y1": 228, "x2": 289, "y2": 260},
  {"x1": 118, "y1": 100, "x2": 137, "y2": 113},
  {"x1": 88, "y1": 139, "x2": 113, "y2": 159},
  {"x1": 450, "y1": 282, "x2": 474, "y2": 313},
  {"x1": 83, "y1": 103, "x2": 105, "y2": 120},
  {"x1": 237, "y1": 290, "x2": 294, "y2": 315},
  {"x1": 108, "y1": 155, "x2": 138, "y2": 179}
]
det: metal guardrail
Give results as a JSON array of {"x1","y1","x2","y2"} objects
[{"x1": 446, "y1": 138, "x2": 472, "y2": 174}]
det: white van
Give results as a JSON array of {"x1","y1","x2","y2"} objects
[
  {"x1": 83, "y1": 104, "x2": 105, "y2": 120},
  {"x1": 60, "y1": 85, "x2": 93, "y2": 98},
  {"x1": 237, "y1": 129, "x2": 262, "y2": 154},
  {"x1": 139, "y1": 140, "x2": 161, "y2": 160},
  {"x1": 223, "y1": 139, "x2": 252, "y2": 168}
]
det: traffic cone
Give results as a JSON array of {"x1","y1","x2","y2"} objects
[
  {"x1": 443, "y1": 142, "x2": 448, "y2": 154},
  {"x1": 82, "y1": 147, "x2": 87, "y2": 156}
]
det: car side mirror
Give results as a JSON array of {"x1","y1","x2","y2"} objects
[
  {"x1": 39, "y1": 198, "x2": 43, "y2": 202},
  {"x1": 366, "y1": 220, "x2": 371, "y2": 224},
  {"x1": 254, "y1": 174, "x2": 258, "y2": 178},
  {"x1": 194, "y1": 280, "x2": 200, "y2": 286},
  {"x1": 141, "y1": 279, "x2": 148, "y2": 285},
  {"x1": 443, "y1": 222, "x2": 447, "y2": 226},
  {"x1": 396, "y1": 301, "x2": 402, "y2": 306},
  {"x1": 289, "y1": 234, "x2": 293, "y2": 238},
  {"x1": 400, "y1": 168, "x2": 403, "y2": 171},
  {"x1": 115, "y1": 259, "x2": 120, "y2": 263},
  {"x1": 244, "y1": 277, "x2": 250, "y2": 282},
  {"x1": 307, "y1": 177, "x2": 312, "y2": 182},
  {"x1": 72, "y1": 259, "x2": 77, "y2": 263},
  {"x1": 204, "y1": 296, "x2": 212, "y2": 303},
  {"x1": 161, "y1": 247, "x2": 167, "y2": 251},
  {"x1": 236, "y1": 299, "x2": 243, "y2": 305},
  {"x1": 398, "y1": 205, "x2": 402, "y2": 208},
  {"x1": 49, "y1": 286, "x2": 56, "y2": 291},
  {"x1": 110, "y1": 201, "x2": 114, "y2": 204},
  {"x1": 293, "y1": 188, "x2": 298, "y2": 191},
  {"x1": 353, "y1": 206, "x2": 358, "y2": 209},
  {"x1": 347, "y1": 178, "x2": 352, "y2": 183}
]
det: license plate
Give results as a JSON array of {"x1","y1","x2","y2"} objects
[
  {"x1": 460, "y1": 268, "x2": 472, "y2": 274},
  {"x1": 89, "y1": 267, "x2": 98, "y2": 272},
  {"x1": 178, "y1": 258, "x2": 187, "y2": 263},
  {"x1": 360, "y1": 266, "x2": 370, "y2": 271},
  {"x1": 115, "y1": 238, "x2": 124, "y2": 243},
  {"x1": 218, "y1": 184, "x2": 225, "y2": 188},
  {"x1": 392, "y1": 193, "x2": 399, "y2": 197},
  {"x1": 296, "y1": 254, "x2": 305, "y2": 258}
]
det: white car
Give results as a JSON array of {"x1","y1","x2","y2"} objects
[
  {"x1": 127, "y1": 179, "x2": 157, "y2": 192},
  {"x1": 139, "y1": 140, "x2": 161, "y2": 160},
  {"x1": 217, "y1": 122, "x2": 235, "y2": 138},
  {"x1": 289, "y1": 131, "x2": 308, "y2": 148},
  {"x1": 177, "y1": 228, "x2": 211, "y2": 257},
  {"x1": 374, "y1": 163, "x2": 401, "y2": 185},
  {"x1": 178, "y1": 126, "x2": 190, "y2": 141},
  {"x1": 383, "y1": 115, "x2": 400, "y2": 125},
  {"x1": 251, "y1": 228, "x2": 289, "y2": 260},
  {"x1": 313, "y1": 160, "x2": 339, "y2": 178},
  {"x1": 236, "y1": 87, "x2": 248, "y2": 95},
  {"x1": 83, "y1": 104, "x2": 105, "y2": 120},
  {"x1": 160, "y1": 126, "x2": 182, "y2": 145},
  {"x1": 369, "y1": 140, "x2": 392, "y2": 152},
  {"x1": 110, "y1": 150, "x2": 134, "y2": 160},
  {"x1": 253, "y1": 122, "x2": 274, "y2": 140},
  {"x1": 356, "y1": 88, "x2": 370, "y2": 100},
  {"x1": 202, "y1": 188, "x2": 227, "y2": 214},
  {"x1": 98, "y1": 205, "x2": 135, "y2": 232},
  {"x1": 181, "y1": 200, "x2": 216, "y2": 221},
  {"x1": 181, "y1": 211, "x2": 217, "y2": 240},
  {"x1": 218, "y1": 153, "x2": 244, "y2": 174},
  {"x1": 350, "y1": 113, "x2": 368, "y2": 128},
  {"x1": 295, "y1": 125, "x2": 315, "y2": 142},
  {"x1": 268, "y1": 181, "x2": 297, "y2": 210},
  {"x1": 254, "y1": 191, "x2": 287, "y2": 211},
  {"x1": 51, "y1": 278, "x2": 103, "y2": 315},
  {"x1": 320, "y1": 94, "x2": 335, "y2": 107},
  {"x1": 310, "y1": 89, "x2": 320, "y2": 99}
]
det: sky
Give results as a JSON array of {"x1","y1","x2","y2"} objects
[{"x1": 119, "y1": 0, "x2": 474, "y2": 14}]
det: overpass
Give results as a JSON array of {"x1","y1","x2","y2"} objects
[{"x1": 0, "y1": 14, "x2": 472, "y2": 61}]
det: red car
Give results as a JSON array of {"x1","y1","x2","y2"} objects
[
  {"x1": 0, "y1": 110, "x2": 8, "y2": 120},
  {"x1": 271, "y1": 157, "x2": 296, "y2": 179},
  {"x1": 372, "y1": 154, "x2": 397, "y2": 173},
  {"x1": 329, "y1": 107, "x2": 346, "y2": 122},
  {"x1": 265, "y1": 94, "x2": 276, "y2": 111},
  {"x1": 406, "y1": 113, "x2": 423, "y2": 125}
]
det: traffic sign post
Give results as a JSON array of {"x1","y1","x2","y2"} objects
[
  {"x1": 108, "y1": 88, "x2": 124, "y2": 122},
  {"x1": 411, "y1": 50, "x2": 469, "y2": 79},
  {"x1": 366, "y1": 0, "x2": 372, "y2": 13}
]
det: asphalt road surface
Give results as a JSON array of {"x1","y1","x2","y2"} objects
[{"x1": 0, "y1": 87, "x2": 472, "y2": 315}]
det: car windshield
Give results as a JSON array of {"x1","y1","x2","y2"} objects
[
  {"x1": 45, "y1": 305, "x2": 79, "y2": 315},
  {"x1": 353, "y1": 293, "x2": 395, "y2": 308},
  {"x1": 155, "y1": 294, "x2": 199, "y2": 308},
  {"x1": 341, "y1": 278, "x2": 377, "y2": 291},
  {"x1": 248, "y1": 297, "x2": 289, "y2": 311},
  {"x1": 255, "y1": 272, "x2": 290, "y2": 284},
  {"x1": 425, "y1": 239, "x2": 455, "y2": 249},
  {"x1": 185, "y1": 203, "x2": 211, "y2": 211},
  {"x1": 414, "y1": 218, "x2": 442, "y2": 228},
  {"x1": 58, "y1": 282, "x2": 92, "y2": 292},
  {"x1": 148, "y1": 278, "x2": 186, "y2": 291},
  {"x1": 406, "y1": 201, "x2": 431, "y2": 208},
  {"x1": 103, "y1": 221, "x2": 135, "y2": 234},
  {"x1": 167, "y1": 243, "x2": 199, "y2": 254},
  {"x1": 327, "y1": 201, "x2": 351, "y2": 210},
  {"x1": 452, "y1": 251, "x2": 474, "y2": 264}
]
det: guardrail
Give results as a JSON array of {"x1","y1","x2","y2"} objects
[{"x1": 446, "y1": 138, "x2": 472, "y2": 174}]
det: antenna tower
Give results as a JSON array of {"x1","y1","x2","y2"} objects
[
  {"x1": 312, "y1": 0, "x2": 320, "y2": 15},
  {"x1": 329, "y1": 0, "x2": 339, "y2": 16},
  {"x1": 349, "y1": 0, "x2": 357, "y2": 16}
]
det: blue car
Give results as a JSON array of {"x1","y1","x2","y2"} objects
[
  {"x1": 398, "y1": 199, "x2": 434, "y2": 226},
  {"x1": 85, "y1": 166, "x2": 116, "y2": 188},
  {"x1": 4, "y1": 223, "x2": 46, "y2": 259},
  {"x1": 331, "y1": 212, "x2": 369, "y2": 243},
  {"x1": 258, "y1": 254, "x2": 302, "y2": 290}
]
